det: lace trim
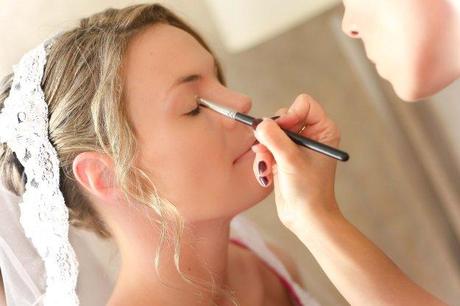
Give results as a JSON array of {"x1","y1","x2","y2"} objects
[{"x1": 0, "y1": 37, "x2": 79, "y2": 305}]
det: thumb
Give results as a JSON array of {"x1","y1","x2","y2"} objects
[{"x1": 253, "y1": 118, "x2": 300, "y2": 173}]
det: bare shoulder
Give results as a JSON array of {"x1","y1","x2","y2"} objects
[{"x1": 265, "y1": 241, "x2": 304, "y2": 286}]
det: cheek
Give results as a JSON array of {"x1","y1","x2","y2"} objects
[
  {"x1": 143, "y1": 132, "x2": 229, "y2": 207},
  {"x1": 370, "y1": 2, "x2": 444, "y2": 99},
  {"x1": 160, "y1": 152, "x2": 232, "y2": 221},
  {"x1": 150, "y1": 136, "x2": 226, "y2": 188},
  {"x1": 369, "y1": 29, "x2": 427, "y2": 100}
]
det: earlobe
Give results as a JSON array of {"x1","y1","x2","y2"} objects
[{"x1": 72, "y1": 151, "x2": 116, "y2": 201}]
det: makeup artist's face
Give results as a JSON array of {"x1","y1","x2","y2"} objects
[
  {"x1": 122, "y1": 24, "x2": 272, "y2": 223},
  {"x1": 341, "y1": 0, "x2": 459, "y2": 101}
]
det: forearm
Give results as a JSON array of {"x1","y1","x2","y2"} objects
[{"x1": 295, "y1": 210, "x2": 448, "y2": 306}]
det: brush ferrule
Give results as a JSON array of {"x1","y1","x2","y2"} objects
[{"x1": 197, "y1": 97, "x2": 237, "y2": 119}]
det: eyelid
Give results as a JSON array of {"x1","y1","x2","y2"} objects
[
  {"x1": 183, "y1": 75, "x2": 201, "y2": 83},
  {"x1": 186, "y1": 103, "x2": 201, "y2": 116},
  {"x1": 173, "y1": 65, "x2": 220, "y2": 99}
]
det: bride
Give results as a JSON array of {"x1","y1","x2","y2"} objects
[{"x1": 0, "y1": 3, "x2": 317, "y2": 306}]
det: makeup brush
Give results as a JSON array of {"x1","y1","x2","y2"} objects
[{"x1": 197, "y1": 97, "x2": 349, "y2": 162}]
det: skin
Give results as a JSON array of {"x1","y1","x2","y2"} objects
[
  {"x1": 252, "y1": 1, "x2": 460, "y2": 305},
  {"x1": 72, "y1": 23, "x2": 280, "y2": 305},
  {"x1": 341, "y1": 0, "x2": 460, "y2": 101}
]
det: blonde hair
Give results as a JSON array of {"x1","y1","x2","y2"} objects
[{"x1": 0, "y1": 3, "x2": 238, "y2": 305}]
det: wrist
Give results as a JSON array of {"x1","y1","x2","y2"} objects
[{"x1": 290, "y1": 201, "x2": 347, "y2": 240}]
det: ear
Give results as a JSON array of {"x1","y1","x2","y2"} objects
[{"x1": 72, "y1": 151, "x2": 118, "y2": 202}]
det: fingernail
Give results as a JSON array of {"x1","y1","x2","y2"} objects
[
  {"x1": 258, "y1": 160, "x2": 267, "y2": 176},
  {"x1": 252, "y1": 118, "x2": 263, "y2": 129},
  {"x1": 270, "y1": 115, "x2": 280, "y2": 120},
  {"x1": 258, "y1": 176, "x2": 269, "y2": 187}
]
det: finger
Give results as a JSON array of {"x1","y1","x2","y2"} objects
[
  {"x1": 251, "y1": 112, "x2": 290, "y2": 153},
  {"x1": 292, "y1": 94, "x2": 326, "y2": 124},
  {"x1": 251, "y1": 115, "x2": 284, "y2": 149},
  {"x1": 271, "y1": 105, "x2": 307, "y2": 133},
  {"x1": 293, "y1": 114, "x2": 340, "y2": 146},
  {"x1": 268, "y1": 109, "x2": 288, "y2": 125},
  {"x1": 251, "y1": 142, "x2": 269, "y2": 153},
  {"x1": 253, "y1": 118, "x2": 300, "y2": 172},
  {"x1": 274, "y1": 107, "x2": 289, "y2": 117},
  {"x1": 253, "y1": 151, "x2": 275, "y2": 188},
  {"x1": 287, "y1": 94, "x2": 329, "y2": 133},
  {"x1": 273, "y1": 112, "x2": 301, "y2": 128}
]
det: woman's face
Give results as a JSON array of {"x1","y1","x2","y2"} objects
[
  {"x1": 341, "y1": 0, "x2": 460, "y2": 101},
  {"x1": 123, "y1": 24, "x2": 272, "y2": 223}
]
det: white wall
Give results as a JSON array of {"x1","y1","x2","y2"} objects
[
  {"x1": 0, "y1": 0, "x2": 216, "y2": 76},
  {"x1": 204, "y1": 0, "x2": 340, "y2": 52},
  {"x1": 0, "y1": 0, "x2": 342, "y2": 74}
]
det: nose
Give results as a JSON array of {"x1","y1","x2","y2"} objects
[
  {"x1": 234, "y1": 94, "x2": 252, "y2": 114},
  {"x1": 341, "y1": 8, "x2": 360, "y2": 39},
  {"x1": 219, "y1": 92, "x2": 253, "y2": 129}
]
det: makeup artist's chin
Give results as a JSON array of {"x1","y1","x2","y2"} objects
[
  {"x1": 372, "y1": 60, "x2": 430, "y2": 102},
  {"x1": 388, "y1": 74, "x2": 433, "y2": 102},
  {"x1": 373, "y1": 63, "x2": 419, "y2": 102}
]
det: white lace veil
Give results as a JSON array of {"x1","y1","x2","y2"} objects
[
  {"x1": 0, "y1": 183, "x2": 45, "y2": 305},
  {"x1": 0, "y1": 33, "x2": 119, "y2": 305}
]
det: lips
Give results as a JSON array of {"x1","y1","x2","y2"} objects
[{"x1": 233, "y1": 139, "x2": 258, "y2": 164}]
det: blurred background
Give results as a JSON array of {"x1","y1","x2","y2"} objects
[{"x1": 1, "y1": 1, "x2": 460, "y2": 305}]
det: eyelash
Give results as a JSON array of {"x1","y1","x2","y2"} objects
[{"x1": 187, "y1": 104, "x2": 201, "y2": 116}]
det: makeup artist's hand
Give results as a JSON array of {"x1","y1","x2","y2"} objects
[{"x1": 251, "y1": 94, "x2": 342, "y2": 232}]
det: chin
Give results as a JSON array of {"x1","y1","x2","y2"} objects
[
  {"x1": 224, "y1": 183, "x2": 273, "y2": 218},
  {"x1": 255, "y1": 183, "x2": 274, "y2": 201},
  {"x1": 389, "y1": 74, "x2": 435, "y2": 102},
  {"x1": 391, "y1": 65, "x2": 460, "y2": 102},
  {"x1": 393, "y1": 86, "x2": 426, "y2": 102},
  {"x1": 393, "y1": 80, "x2": 454, "y2": 102}
]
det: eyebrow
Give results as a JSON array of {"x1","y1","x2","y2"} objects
[{"x1": 167, "y1": 59, "x2": 218, "y2": 93}]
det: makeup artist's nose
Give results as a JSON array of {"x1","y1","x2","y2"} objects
[{"x1": 341, "y1": 10, "x2": 360, "y2": 39}]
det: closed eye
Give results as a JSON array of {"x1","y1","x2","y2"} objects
[
  {"x1": 186, "y1": 104, "x2": 201, "y2": 116},
  {"x1": 179, "y1": 74, "x2": 201, "y2": 84}
]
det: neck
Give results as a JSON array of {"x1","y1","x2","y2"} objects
[{"x1": 111, "y1": 213, "x2": 235, "y2": 305}]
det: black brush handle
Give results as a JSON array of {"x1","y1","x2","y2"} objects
[
  {"x1": 283, "y1": 128, "x2": 349, "y2": 161},
  {"x1": 235, "y1": 113, "x2": 349, "y2": 162}
]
